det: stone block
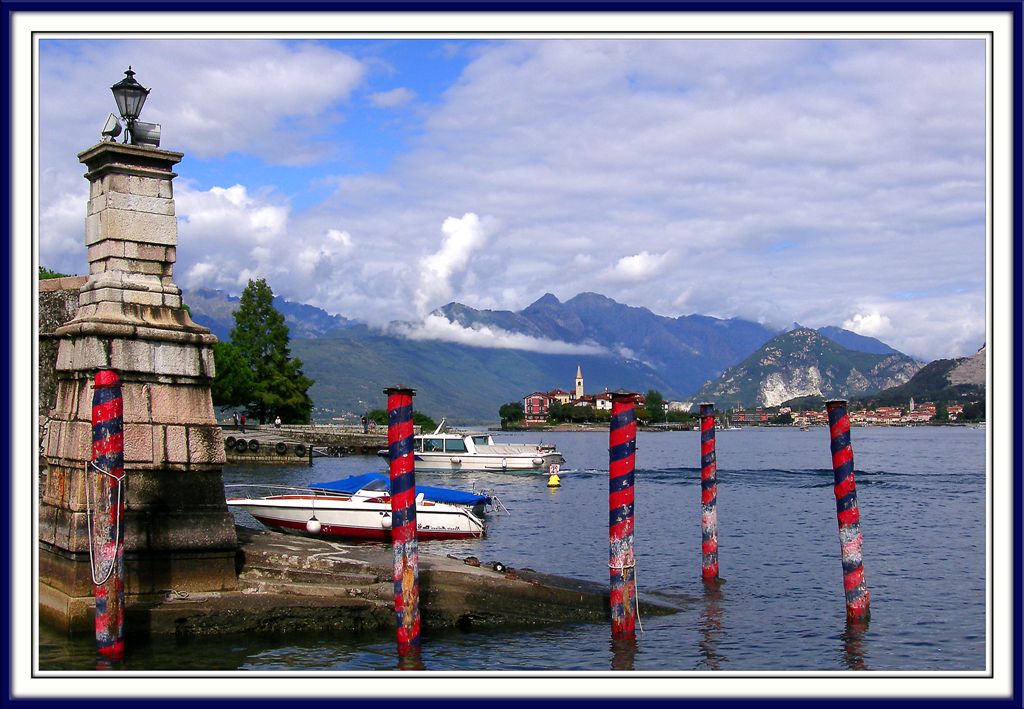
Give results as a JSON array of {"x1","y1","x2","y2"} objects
[
  {"x1": 110, "y1": 338, "x2": 155, "y2": 373},
  {"x1": 85, "y1": 209, "x2": 178, "y2": 247},
  {"x1": 164, "y1": 293, "x2": 182, "y2": 308},
  {"x1": 84, "y1": 212, "x2": 100, "y2": 246},
  {"x1": 154, "y1": 342, "x2": 201, "y2": 377},
  {"x1": 77, "y1": 381, "x2": 96, "y2": 421},
  {"x1": 63, "y1": 421, "x2": 92, "y2": 463},
  {"x1": 151, "y1": 385, "x2": 215, "y2": 425},
  {"x1": 42, "y1": 465, "x2": 67, "y2": 506},
  {"x1": 187, "y1": 425, "x2": 225, "y2": 465},
  {"x1": 165, "y1": 425, "x2": 188, "y2": 463},
  {"x1": 200, "y1": 347, "x2": 216, "y2": 378},
  {"x1": 121, "y1": 289, "x2": 166, "y2": 307},
  {"x1": 53, "y1": 379, "x2": 77, "y2": 416},
  {"x1": 121, "y1": 382, "x2": 151, "y2": 423},
  {"x1": 93, "y1": 192, "x2": 175, "y2": 217},
  {"x1": 38, "y1": 504, "x2": 57, "y2": 545},
  {"x1": 106, "y1": 173, "x2": 172, "y2": 199},
  {"x1": 45, "y1": 420, "x2": 62, "y2": 458},
  {"x1": 123, "y1": 423, "x2": 155, "y2": 463},
  {"x1": 87, "y1": 240, "x2": 126, "y2": 262},
  {"x1": 123, "y1": 242, "x2": 170, "y2": 262},
  {"x1": 78, "y1": 287, "x2": 123, "y2": 306},
  {"x1": 98, "y1": 258, "x2": 167, "y2": 276},
  {"x1": 71, "y1": 337, "x2": 111, "y2": 371},
  {"x1": 55, "y1": 342, "x2": 74, "y2": 370}
]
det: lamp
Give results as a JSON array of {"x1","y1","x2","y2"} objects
[{"x1": 110, "y1": 66, "x2": 152, "y2": 145}]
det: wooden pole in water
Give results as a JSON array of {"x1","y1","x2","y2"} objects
[
  {"x1": 699, "y1": 402, "x2": 720, "y2": 582},
  {"x1": 608, "y1": 391, "x2": 638, "y2": 638},
  {"x1": 90, "y1": 370, "x2": 126, "y2": 661},
  {"x1": 826, "y1": 399, "x2": 870, "y2": 622},
  {"x1": 385, "y1": 386, "x2": 421, "y2": 654}
]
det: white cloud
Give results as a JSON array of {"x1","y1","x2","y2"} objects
[
  {"x1": 391, "y1": 314, "x2": 608, "y2": 355},
  {"x1": 412, "y1": 213, "x2": 490, "y2": 317},
  {"x1": 843, "y1": 310, "x2": 894, "y2": 339},
  {"x1": 606, "y1": 251, "x2": 671, "y2": 282},
  {"x1": 369, "y1": 87, "x2": 415, "y2": 108},
  {"x1": 36, "y1": 38, "x2": 987, "y2": 362}
]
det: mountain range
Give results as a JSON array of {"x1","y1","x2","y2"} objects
[
  {"x1": 181, "y1": 288, "x2": 937, "y2": 423},
  {"x1": 691, "y1": 327, "x2": 923, "y2": 409}
]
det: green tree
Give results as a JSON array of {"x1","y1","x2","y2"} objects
[
  {"x1": 367, "y1": 408, "x2": 438, "y2": 432},
  {"x1": 38, "y1": 266, "x2": 68, "y2": 280},
  {"x1": 499, "y1": 402, "x2": 524, "y2": 429},
  {"x1": 228, "y1": 278, "x2": 314, "y2": 424},
  {"x1": 499, "y1": 401, "x2": 524, "y2": 422},
  {"x1": 645, "y1": 389, "x2": 666, "y2": 423},
  {"x1": 210, "y1": 341, "x2": 254, "y2": 407},
  {"x1": 961, "y1": 400, "x2": 985, "y2": 421},
  {"x1": 934, "y1": 401, "x2": 949, "y2": 422}
]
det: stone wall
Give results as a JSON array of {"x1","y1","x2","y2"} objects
[{"x1": 38, "y1": 276, "x2": 88, "y2": 419}]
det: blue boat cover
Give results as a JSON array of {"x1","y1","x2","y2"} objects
[{"x1": 309, "y1": 472, "x2": 490, "y2": 507}]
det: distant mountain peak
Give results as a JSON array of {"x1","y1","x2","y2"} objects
[
  {"x1": 528, "y1": 293, "x2": 561, "y2": 308},
  {"x1": 692, "y1": 327, "x2": 922, "y2": 408}
]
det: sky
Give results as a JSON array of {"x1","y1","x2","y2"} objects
[{"x1": 36, "y1": 37, "x2": 988, "y2": 362}]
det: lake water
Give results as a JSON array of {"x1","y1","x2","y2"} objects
[{"x1": 39, "y1": 425, "x2": 987, "y2": 672}]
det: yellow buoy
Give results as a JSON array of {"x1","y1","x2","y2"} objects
[{"x1": 546, "y1": 464, "x2": 561, "y2": 488}]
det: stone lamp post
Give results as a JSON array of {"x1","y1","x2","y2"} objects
[{"x1": 39, "y1": 118, "x2": 238, "y2": 631}]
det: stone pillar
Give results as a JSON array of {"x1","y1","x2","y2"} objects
[{"x1": 39, "y1": 142, "x2": 238, "y2": 634}]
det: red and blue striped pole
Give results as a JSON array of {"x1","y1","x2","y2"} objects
[
  {"x1": 608, "y1": 391, "x2": 637, "y2": 638},
  {"x1": 699, "y1": 403, "x2": 719, "y2": 582},
  {"x1": 826, "y1": 399, "x2": 870, "y2": 622},
  {"x1": 90, "y1": 370, "x2": 126, "y2": 661},
  {"x1": 385, "y1": 386, "x2": 421, "y2": 655}
]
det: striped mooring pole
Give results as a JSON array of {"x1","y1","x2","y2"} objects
[
  {"x1": 826, "y1": 399, "x2": 870, "y2": 622},
  {"x1": 385, "y1": 387, "x2": 421, "y2": 655},
  {"x1": 699, "y1": 403, "x2": 719, "y2": 582},
  {"x1": 608, "y1": 391, "x2": 638, "y2": 638},
  {"x1": 90, "y1": 370, "x2": 126, "y2": 661}
]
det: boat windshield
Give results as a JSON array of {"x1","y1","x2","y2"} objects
[
  {"x1": 444, "y1": 438, "x2": 468, "y2": 453},
  {"x1": 359, "y1": 478, "x2": 389, "y2": 492},
  {"x1": 471, "y1": 435, "x2": 491, "y2": 446},
  {"x1": 422, "y1": 438, "x2": 444, "y2": 452}
]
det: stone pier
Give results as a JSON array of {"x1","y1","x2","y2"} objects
[{"x1": 39, "y1": 141, "x2": 238, "y2": 632}]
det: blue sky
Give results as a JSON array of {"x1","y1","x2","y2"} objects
[{"x1": 36, "y1": 36, "x2": 988, "y2": 361}]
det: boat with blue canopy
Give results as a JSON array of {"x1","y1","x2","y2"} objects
[{"x1": 309, "y1": 473, "x2": 497, "y2": 516}]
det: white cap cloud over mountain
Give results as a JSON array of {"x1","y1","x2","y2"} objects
[
  {"x1": 843, "y1": 310, "x2": 894, "y2": 340},
  {"x1": 391, "y1": 314, "x2": 609, "y2": 355}
]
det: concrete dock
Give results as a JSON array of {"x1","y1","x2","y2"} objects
[{"x1": 100, "y1": 526, "x2": 679, "y2": 639}]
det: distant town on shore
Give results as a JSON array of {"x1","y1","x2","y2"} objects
[{"x1": 500, "y1": 365, "x2": 982, "y2": 429}]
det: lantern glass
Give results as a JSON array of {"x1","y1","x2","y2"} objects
[{"x1": 110, "y1": 67, "x2": 150, "y2": 122}]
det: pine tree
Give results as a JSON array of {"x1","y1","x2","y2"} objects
[{"x1": 227, "y1": 278, "x2": 314, "y2": 424}]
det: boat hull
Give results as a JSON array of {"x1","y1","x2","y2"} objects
[
  {"x1": 227, "y1": 495, "x2": 485, "y2": 541},
  {"x1": 413, "y1": 451, "x2": 565, "y2": 472}
]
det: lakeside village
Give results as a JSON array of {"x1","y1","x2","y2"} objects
[{"x1": 502, "y1": 366, "x2": 969, "y2": 430}]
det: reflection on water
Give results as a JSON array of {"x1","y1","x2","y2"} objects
[
  {"x1": 610, "y1": 635, "x2": 638, "y2": 671},
  {"x1": 396, "y1": 648, "x2": 425, "y2": 671},
  {"x1": 697, "y1": 581, "x2": 727, "y2": 670},
  {"x1": 842, "y1": 619, "x2": 870, "y2": 671}
]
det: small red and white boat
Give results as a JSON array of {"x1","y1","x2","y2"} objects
[{"x1": 226, "y1": 480, "x2": 486, "y2": 541}]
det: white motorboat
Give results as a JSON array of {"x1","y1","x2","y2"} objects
[
  {"x1": 378, "y1": 420, "x2": 566, "y2": 472},
  {"x1": 226, "y1": 477, "x2": 486, "y2": 541}
]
